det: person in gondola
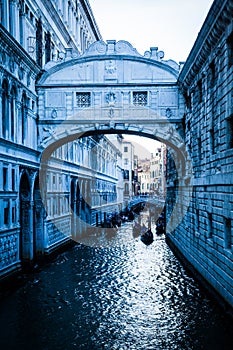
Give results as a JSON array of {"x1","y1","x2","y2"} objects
[
  {"x1": 156, "y1": 218, "x2": 165, "y2": 234},
  {"x1": 105, "y1": 215, "x2": 112, "y2": 228}
]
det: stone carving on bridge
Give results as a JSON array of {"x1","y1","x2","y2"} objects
[
  {"x1": 165, "y1": 108, "x2": 173, "y2": 118},
  {"x1": 41, "y1": 126, "x2": 55, "y2": 143},
  {"x1": 51, "y1": 109, "x2": 57, "y2": 119},
  {"x1": 79, "y1": 40, "x2": 180, "y2": 71},
  {"x1": 106, "y1": 92, "x2": 116, "y2": 106},
  {"x1": 81, "y1": 40, "x2": 141, "y2": 58},
  {"x1": 105, "y1": 61, "x2": 117, "y2": 75},
  {"x1": 82, "y1": 40, "x2": 107, "y2": 56}
]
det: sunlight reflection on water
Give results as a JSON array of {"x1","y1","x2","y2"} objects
[{"x1": 0, "y1": 212, "x2": 232, "y2": 350}]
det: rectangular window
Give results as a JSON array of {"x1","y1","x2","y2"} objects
[
  {"x1": 12, "y1": 206, "x2": 16, "y2": 224},
  {"x1": 209, "y1": 61, "x2": 216, "y2": 88},
  {"x1": 4, "y1": 202, "x2": 9, "y2": 225},
  {"x1": 133, "y1": 91, "x2": 147, "y2": 106},
  {"x1": 3, "y1": 167, "x2": 7, "y2": 191},
  {"x1": 124, "y1": 158, "x2": 128, "y2": 165},
  {"x1": 197, "y1": 80, "x2": 203, "y2": 103},
  {"x1": 124, "y1": 146, "x2": 128, "y2": 152},
  {"x1": 196, "y1": 209, "x2": 200, "y2": 233},
  {"x1": 76, "y1": 92, "x2": 91, "y2": 107},
  {"x1": 207, "y1": 212, "x2": 213, "y2": 239},
  {"x1": 226, "y1": 115, "x2": 233, "y2": 149},
  {"x1": 209, "y1": 128, "x2": 215, "y2": 154},
  {"x1": 12, "y1": 168, "x2": 15, "y2": 191},
  {"x1": 197, "y1": 137, "x2": 202, "y2": 158},
  {"x1": 224, "y1": 218, "x2": 232, "y2": 249},
  {"x1": 227, "y1": 31, "x2": 233, "y2": 67},
  {"x1": 184, "y1": 91, "x2": 191, "y2": 111}
]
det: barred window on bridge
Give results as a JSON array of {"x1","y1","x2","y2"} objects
[
  {"x1": 76, "y1": 92, "x2": 91, "y2": 108},
  {"x1": 132, "y1": 91, "x2": 148, "y2": 106}
]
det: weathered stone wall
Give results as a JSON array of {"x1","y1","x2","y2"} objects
[{"x1": 167, "y1": 0, "x2": 233, "y2": 309}]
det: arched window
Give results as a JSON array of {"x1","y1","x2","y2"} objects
[
  {"x1": 2, "y1": 79, "x2": 9, "y2": 139},
  {"x1": 10, "y1": 86, "x2": 16, "y2": 141}
]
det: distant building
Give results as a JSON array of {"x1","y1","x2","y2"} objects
[
  {"x1": 137, "y1": 158, "x2": 150, "y2": 195},
  {"x1": 150, "y1": 148, "x2": 163, "y2": 195},
  {"x1": 122, "y1": 140, "x2": 135, "y2": 203},
  {"x1": 136, "y1": 147, "x2": 165, "y2": 195}
]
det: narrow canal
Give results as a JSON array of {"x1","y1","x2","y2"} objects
[{"x1": 0, "y1": 214, "x2": 232, "y2": 350}]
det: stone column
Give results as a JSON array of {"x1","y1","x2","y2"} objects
[
  {"x1": 2, "y1": 0, "x2": 9, "y2": 30},
  {"x1": 19, "y1": 3, "x2": 25, "y2": 48},
  {"x1": 10, "y1": 0, "x2": 19, "y2": 39},
  {"x1": 63, "y1": 0, "x2": 68, "y2": 24},
  {"x1": 15, "y1": 101, "x2": 21, "y2": 144}
]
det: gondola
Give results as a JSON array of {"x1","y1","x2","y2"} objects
[
  {"x1": 156, "y1": 223, "x2": 165, "y2": 235},
  {"x1": 140, "y1": 228, "x2": 154, "y2": 245}
]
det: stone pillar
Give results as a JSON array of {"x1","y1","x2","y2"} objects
[
  {"x1": 63, "y1": 0, "x2": 68, "y2": 24},
  {"x1": 10, "y1": 0, "x2": 19, "y2": 39},
  {"x1": 107, "y1": 40, "x2": 116, "y2": 54},
  {"x1": 2, "y1": 0, "x2": 9, "y2": 30},
  {"x1": 19, "y1": 3, "x2": 25, "y2": 48},
  {"x1": 15, "y1": 101, "x2": 21, "y2": 144},
  {"x1": 76, "y1": 17, "x2": 81, "y2": 51}
]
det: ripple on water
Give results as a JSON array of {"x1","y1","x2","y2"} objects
[{"x1": 0, "y1": 215, "x2": 232, "y2": 350}]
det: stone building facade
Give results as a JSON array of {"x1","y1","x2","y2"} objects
[
  {"x1": 166, "y1": 0, "x2": 233, "y2": 309},
  {"x1": 1, "y1": 0, "x2": 232, "y2": 313},
  {"x1": 0, "y1": 0, "x2": 101, "y2": 276},
  {"x1": 122, "y1": 140, "x2": 135, "y2": 201},
  {"x1": 43, "y1": 134, "x2": 123, "y2": 253}
]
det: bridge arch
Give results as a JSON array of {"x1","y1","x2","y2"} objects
[{"x1": 36, "y1": 40, "x2": 193, "y2": 245}]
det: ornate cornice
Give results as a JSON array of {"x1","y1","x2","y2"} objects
[
  {"x1": 0, "y1": 24, "x2": 40, "y2": 75},
  {"x1": 79, "y1": 0, "x2": 102, "y2": 41},
  {"x1": 178, "y1": 0, "x2": 233, "y2": 87}
]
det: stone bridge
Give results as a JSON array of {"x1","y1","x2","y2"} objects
[{"x1": 36, "y1": 40, "x2": 193, "y2": 231}]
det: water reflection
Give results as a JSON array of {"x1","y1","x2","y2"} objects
[{"x1": 0, "y1": 213, "x2": 232, "y2": 350}]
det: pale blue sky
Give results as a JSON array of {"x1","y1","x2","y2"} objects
[
  {"x1": 89, "y1": 0, "x2": 213, "y2": 152},
  {"x1": 89, "y1": 0, "x2": 213, "y2": 63}
]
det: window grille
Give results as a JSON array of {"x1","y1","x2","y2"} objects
[
  {"x1": 133, "y1": 91, "x2": 147, "y2": 106},
  {"x1": 76, "y1": 92, "x2": 91, "y2": 107}
]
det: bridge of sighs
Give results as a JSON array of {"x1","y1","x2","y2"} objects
[{"x1": 31, "y1": 40, "x2": 192, "y2": 252}]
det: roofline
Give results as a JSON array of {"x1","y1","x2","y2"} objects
[
  {"x1": 178, "y1": 0, "x2": 231, "y2": 85},
  {"x1": 37, "y1": 54, "x2": 179, "y2": 85},
  {"x1": 80, "y1": 0, "x2": 102, "y2": 41}
]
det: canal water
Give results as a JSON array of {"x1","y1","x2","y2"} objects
[{"x1": 0, "y1": 215, "x2": 232, "y2": 350}]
